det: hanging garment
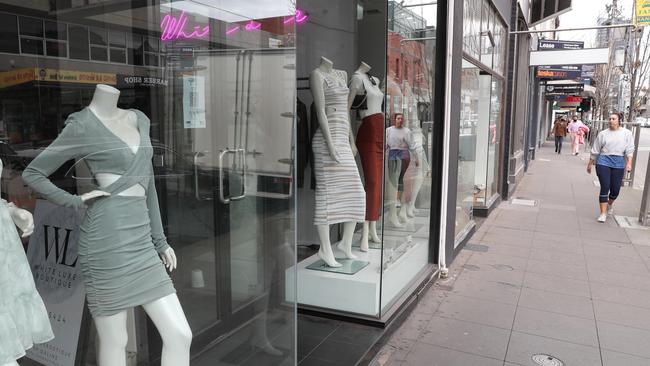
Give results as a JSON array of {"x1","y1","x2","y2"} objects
[
  {"x1": 311, "y1": 72, "x2": 365, "y2": 226},
  {"x1": 22, "y1": 108, "x2": 175, "y2": 318},
  {"x1": 356, "y1": 113, "x2": 384, "y2": 221}
]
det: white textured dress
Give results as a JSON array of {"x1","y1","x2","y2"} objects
[
  {"x1": 311, "y1": 70, "x2": 366, "y2": 225},
  {"x1": 0, "y1": 160, "x2": 53, "y2": 364}
]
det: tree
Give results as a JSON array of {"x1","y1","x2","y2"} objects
[
  {"x1": 627, "y1": 27, "x2": 650, "y2": 122},
  {"x1": 592, "y1": 1, "x2": 623, "y2": 120}
]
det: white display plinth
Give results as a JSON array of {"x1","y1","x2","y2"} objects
[{"x1": 286, "y1": 237, "x2": 428, "y2": 316}]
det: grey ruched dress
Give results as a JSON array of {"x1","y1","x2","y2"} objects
[{"x1": 22, "y1": 108, "x2": 175, "y2": 317}]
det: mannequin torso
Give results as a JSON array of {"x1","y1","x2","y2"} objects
[
  {"x1": 348, "y1": 62, "x2": 383, "y2": 119},
  {"x1": 88, "y1": 85, "x2": 144, "y2": 196}
]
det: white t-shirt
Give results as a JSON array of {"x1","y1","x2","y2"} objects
[{"x1": 386, "y1": 126, "x2": 413, "y2": 150}]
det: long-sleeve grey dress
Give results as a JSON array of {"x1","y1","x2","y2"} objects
[{"x1": 22, "y1": 108, "x2": 175, "y2": 317}]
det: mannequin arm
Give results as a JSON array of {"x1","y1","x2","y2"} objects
[
  {"x1": 145, "y1": 174, "x2": 176, "y2": 271},
  {"x1": 7, "y1": 203, "x2": 34, "y2": 237},
  {"x1": 347, "y1": 76, "x2": 365, "y2": 157},
  {"x1": 310, "y1": 70, "x2": 339, "y2": 163},
  {"x1": 22, "y1": 119, "x2": 88, "y2": 209}
]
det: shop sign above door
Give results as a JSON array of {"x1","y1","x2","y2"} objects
[
  {"x1": 538, "y1": 39, "x2": 584, "y2": 50},
  {"x1": 544, "y1": 83, "x2": 584, "y2": 94},
  {"x1": 536, "y1": 65, "x2": 582, "y2": 79}
]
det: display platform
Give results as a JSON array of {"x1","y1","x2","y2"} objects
[
  {"x1": 306, "y1": 258, "x2": 370, "y2": 274},
  {"x1": 286, "y1": 237, "x2": 428, "y2": 316}
]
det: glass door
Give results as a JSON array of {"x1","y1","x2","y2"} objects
[{"x1": 156, "y1": 1, "x2": 296, "y2": 364}]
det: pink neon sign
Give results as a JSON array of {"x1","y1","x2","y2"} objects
[
  {"x1": 160, "y1": 11, "x2": 210, "y2": 41},
  {"x1": 284, "y1": 9, "x2": 309, "y2": 24}
]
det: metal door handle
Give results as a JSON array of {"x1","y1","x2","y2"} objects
[{"x1": 219, "y1": 148, "x2": 246, "y2": 204}]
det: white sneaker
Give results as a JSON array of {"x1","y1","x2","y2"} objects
[
  {"x1": 597, "y1": 213, "x2": 607, "y2": 223},
  {"x1": 607, "y1": 205, "x2": 614, "y2": 216}
]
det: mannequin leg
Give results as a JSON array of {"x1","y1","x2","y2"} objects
[
  {"x1": 250, "y1": 295, "x2": 282, "y2": 356},
  {"x1": 407, "y1": 175, "x2": 424, "y2": 218},
  {"x1": 336, "y1": 222, "x2": 357, "y2": 259},
  {"x1": 94, "y1": 311, "x2": 129, "y2": 366},
  {"x1": 142, "y1": 294, "x2": 192, "y2": 366},
  {"x1": 360, "y1": 221, "x2": 370, "y2": 252},
  {"x1": 386, "y1": 160, "x2": 404, "y2": 228},
  {"x1": 369, "y1": 221, "x2": 381, "y2": 242},
  {"x1": 316, "y1": 225, "x2": 342, "y2": 267}
]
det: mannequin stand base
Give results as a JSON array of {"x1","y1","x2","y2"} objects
[{"x1": 306, "y1": 258, "x2": 370, "y2": 275}]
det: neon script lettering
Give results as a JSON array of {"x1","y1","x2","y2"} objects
[
  {"x1": 160, "y1": 11, "x2": 210, "y2": 41},
  {"x1": 284, "y1": 9, "x2": 309, "y2": 24}
]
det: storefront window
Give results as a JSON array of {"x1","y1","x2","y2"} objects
[
  {"x1": 456, "y1": 0, "x2": 507, "y2": 240},
  {"x1": 292, "y1": 0, "x2": 437, "y2": 319},
  {"x1": 0, "y1": 1, "x2": 296, "y2": 365}
]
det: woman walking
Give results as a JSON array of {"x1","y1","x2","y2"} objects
[
  {"x1": 552, "y1": 117, "x2": 567, "y2": 154},
  {"x1": 587, "y1": 112, "x2": 635, "y2": 222}
]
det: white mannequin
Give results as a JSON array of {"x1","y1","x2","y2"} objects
[
  {"x1": 310, "y1": 57, "x2": 358, "y2": 267},
  {"x1": 348, "y1": 62, "x2": 383, "y2": 251},
  {"x1": 83, "y1": 85, "x2": 192, "y2": 366},
  {"x1": 402, "y1": 106, "x2": 427, "y2": 219},
  {"x1": 1, "y1": 159, "x2": 34, "y2": 366}
]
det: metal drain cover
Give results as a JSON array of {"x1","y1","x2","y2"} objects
[{"x1": 532, "y1": 354, "x2": 564, "y2": 366}]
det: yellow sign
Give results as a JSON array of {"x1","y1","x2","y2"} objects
[
  {"x1": 636, "y1": 0, "x2": 650, "y2": 26},
  {"x1": 0, "y1": 68, "x2": 116, "y2": 88},
  {"x1": 35, "y1": 69, "x2": 117, "y2": 85},
  {"x1": 0, "y1": 68, "x2": 36, "y2": 88}
]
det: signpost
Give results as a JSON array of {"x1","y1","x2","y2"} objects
[
  {"x1": 538, "y1": 39, "x2": 584, "y2": 50},
  {"x1": 536, "y1": 65, "x2": 582, "y2": 79}
]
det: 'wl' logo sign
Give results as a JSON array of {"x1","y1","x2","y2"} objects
[{"x1": 43, "y1": 225, "x2": 78, "y2": 267}]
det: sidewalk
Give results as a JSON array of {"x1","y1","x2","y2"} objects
[{"x1": 370, "y1": 143, "x2": 650, "y2": 366}]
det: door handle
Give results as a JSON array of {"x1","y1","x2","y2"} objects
[{"x1": 219, "y1": 148, "x2": 246, "y2": 204}]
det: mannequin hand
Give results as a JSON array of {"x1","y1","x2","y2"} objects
[
  {"x1": 328, "y1": 145, "x2": 341, "y2": 163},
  {"x1": 351, "y1": 143, "x2": 358, "y2": 157},
  {"x1": 626, "y1": 163, "x2": 632, "y2": 172},
  {"x1": 80, "y1": 190, "x2": 111, "y2": 202},
  {"x1": 160, "y1": 247, "x2": 177, "y2": 272},
  {"x1": 9, "y1": 206, "x2": 34, "y2": 237},
  {"x1": 586, "y1": 164, "x2": 592, "y2": 174}
]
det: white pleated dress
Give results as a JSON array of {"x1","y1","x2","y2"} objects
[
  {"x1": 311, "y1": 71, "x2": 366, "y2": 226},
  {"x1": 0, "y1": 187, "x2": 53, "y2": 364}
]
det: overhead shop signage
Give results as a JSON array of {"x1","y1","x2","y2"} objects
[
  {"x1": 117, "y1": 75, "x2": 169, "y2": 88},
  {"x1": 536, "y1": 65, "x2": 582, "y2": 79},
  {"x1": 538, "y1": 39, "x2": 584, "y2": 50},
  {"x1": 0, "y1": 68, "x2": 116, "y2": 88},
  {"x1": 637, "y1": 0, "x2": 650, "y2": 26},
  {"x1": 544, "y1": 83, "x2": 584, "y2": 95}
]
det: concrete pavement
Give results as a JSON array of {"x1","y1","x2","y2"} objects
[{"x1": 370, "y1": 142, "x2": 650, "y2": 366}]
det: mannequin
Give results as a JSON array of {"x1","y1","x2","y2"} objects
[
  {"x1": 1, "y1": 159, "x2": 53, "y2": 366},
  {"x1": 310, "y1": 57, "x2": 366, "y2": 267},
  {"x1": 348, "y1": 62, "x2": 383, "y2": 251},
  {"x1": 22, "y1": 84, "x2": 192, "y2": 366},
  {"x1": 402, "y1": 105, "x2": 428, "y2": 218}
]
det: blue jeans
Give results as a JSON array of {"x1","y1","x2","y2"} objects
[{"x1": 596, "y1": 164, "x2": 625, "y2": 203}]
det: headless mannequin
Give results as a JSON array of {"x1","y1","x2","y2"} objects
[
  {"x1": 348, "y1": 62, "x2": 382, "y2": 251},
  {"x1": 310, "y1": 57, "x2": 357, "y2": 267},
  {"x1": 1, "y1": 160, "x2": 35, "y2": 366},
  {"x1": 84, "y1": 85, "x2": 192, "y2": 366},
  {"x1": 402, "y1": 109, "x2": 426, "y2": 219}
]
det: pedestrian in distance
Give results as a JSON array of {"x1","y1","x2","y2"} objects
[
  {"x1": 552, "y1": 117, "x2": 568, "y2": 154},
  {"x1": 587, "y1": 112, "x2": 635, "y2": 223},
  {"x1": 568, "y1": 115, "x2": 589, "y2": 155}
]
